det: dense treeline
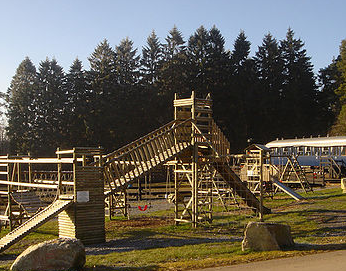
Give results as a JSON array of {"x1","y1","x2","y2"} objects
[{"x1": 5, "y1": 26, "x2": 345, "y2": 156}]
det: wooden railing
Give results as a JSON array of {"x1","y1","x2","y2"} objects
[
  {"x1": 103, "y1": 119, "x2": 193, "y2": 196},
  {"x1": 211, "y1": 120, "x2": 231, "y2": 157}
]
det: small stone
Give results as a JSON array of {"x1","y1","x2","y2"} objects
[{"x1": 11, "y1": 238, "x2": 85, "y2": 271}]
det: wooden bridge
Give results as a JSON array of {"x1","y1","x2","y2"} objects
[{"x1": 0, "y1": 92, "x2": 270, "y2": 252}]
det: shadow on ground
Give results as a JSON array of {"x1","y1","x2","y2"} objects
[
  {"x1": 295, "y1": 242, "x2": 346, "y2": 251},
  {"x1": 86, "y1": 233, "x2": 240, "y2": 255}
]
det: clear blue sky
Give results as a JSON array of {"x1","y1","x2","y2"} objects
[{"x1": 0, "y1": 0, "x2": 345, "y2": 93}]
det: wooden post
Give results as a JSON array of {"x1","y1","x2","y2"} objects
[
  {"x1": 28, "y1": 153, "x2": 32, "y2": 184},
  {"x1": 57, "y1": 148, "x2": 62, "y2": 198},
  {"x1": 174, "y1": 163, "x2": 179, "y2": 225},
  {"x1": 174, "y1": 93, "x2": 179, "y2": 226},
  {"x1": 259, "y1": 149, "x2": 264, "y2": 221},
  {"x1": 191, "y1": 91, "x2": 199, "y2": 228}
]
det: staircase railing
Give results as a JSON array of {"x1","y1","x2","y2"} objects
[
  {"x1": 103, "y1": 119, "x2": 193, "y2": 195},
  {"x1": 211, "y1": 120, "x2": 231, "y2": 157}
]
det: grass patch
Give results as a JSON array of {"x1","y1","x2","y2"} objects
[{"x1": 1, "y1": 187, "x2": 346, "y2": 270}]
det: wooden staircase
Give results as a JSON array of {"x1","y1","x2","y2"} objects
[
  {"x1": 213, "y1": 161, "x2": 271, "y2": 214},
  {"x1": 193, "y1": 121, "x2": 271, "y2": 214},
  {"x1": 103, "y1": 119, "x2": 193, "y2": 196},
  {"x1": 0, "y1": 199, "x2": 73, "y2": 253},
  {"x1": 320, "y1": 156, "x2": 344, "y2": 180}
]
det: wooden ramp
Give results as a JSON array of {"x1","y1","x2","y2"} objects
[
  {"x1": 273, "y1": 179, "x2": 305, "y2": 201},
  {"x1": 0, "y1": 199, "x2": 73, "y2": 253},
  {"x1": 213, "y1": 161, "x2": 271, "y2": 214}
]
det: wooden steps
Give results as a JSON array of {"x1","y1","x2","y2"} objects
[
  {"x1": 0, "y1": 199, "x2": 73, "y2": 253},
  {"x1": 213, "y1": 161, "x2": 271, "y2": 214},
  {"x1": 104, "y1": 142, "x2": 191, "y2": 197}
]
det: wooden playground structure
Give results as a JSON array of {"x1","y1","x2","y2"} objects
[{"x1": 0, "y1": 92, "x2": 275, "y2": 252}]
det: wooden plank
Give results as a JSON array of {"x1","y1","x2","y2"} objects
[
  {"x1": 0, "y1": 180, "x2": 57, "y2": 189},
  {"x1": 0, "y1": 158, "x2": 76, "y2": 164}
]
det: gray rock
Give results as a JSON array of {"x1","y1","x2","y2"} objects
[
  {"x1": 341, "y1": 178, "x2": 346, "y2": 193},
  {"x1": 242, "y1": 221, "x2": 294, "y2": 251},
  {"x1": 11, "y1": 238, "x2": 85, "y2": 271}
]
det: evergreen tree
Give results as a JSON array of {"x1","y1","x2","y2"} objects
[
  {"x1": 231, "y1": 30, "x2": 251, "y2": 71},
  {"x1": 6, "y1": 57, "x2": 37, "y2": 154},
  {"x1": 159, "y1": 26, "x2": 189, "y2": 96},
  {"x1": 187, "y1": 25, "x2": 211, "y2": 96},
  {"x1": 335, "y1": 40, "x2": 346, "y2": 102},
  {"x1": 226, "y1": 31, "x2": 258, "y2": 151},
  {"x1": 205, "y1": 26, "x2": 232, "y2": 139},
  {"x1": 141, "y1": 30, "x2": 163, "y2": 86},
  {"x1": 187, "y1": 26, "x2": 231, "y2": 94},
  {"x1": 318, "y1": 56, "x2": 341, "y2": 134},
  {"x1": 253, "y1": 33, "x2": 285, "y2": 141},
  {"x1": 330, "y1": 40, "x2": 346, "y2": 135},
  {"x1": 88, "y1": 39, "x2": 118, "y2": 150},
  {"x1": 280, "y1": 28, "x2": 319, "y2": 137},
  {"x1": 157, "y1": 26, "x2": 189, "y2": 123},
  {"x1": 65, "y1": 58, "x2": 90, "y2": 146},
  {"x1": 115, "y1": 37, "x2": 140, "y2": 86},
  {"x1": 207, "y1": 26, "x2": 231, "y2": 87},
  {"x1": 35, "y1": 58, "x2": 66, "y2": 155},
  {"x1": 164, "y1": 25, "x2": 186, "y2": 60}
]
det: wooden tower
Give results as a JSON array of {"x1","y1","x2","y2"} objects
[
  {"x1": 172, "y1": 91, "x2": 229, "y2": 227},
  {"x1": 58, "y1": 148, "x2": 105, "y2": 244}
]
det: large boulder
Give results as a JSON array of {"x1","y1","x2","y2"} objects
[
  {"x1": 11, "y1": 238, "x2": 85, "y2": 271},
  {"x1": 341, "y1": 178, "x2": 346, "y2": 193},
  {"x1": 242, "y1": 221, "x2": 294, "y2": 251}
]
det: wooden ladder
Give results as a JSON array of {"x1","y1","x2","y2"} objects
[
  {"x1": 280, "y1": 156, "x2": 312, "y2": 192},
  {"x1": 0, "y1": 199, "x2": 73, "y2": 253}
]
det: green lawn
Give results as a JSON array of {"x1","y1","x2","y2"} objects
[{"x1": 1, "y1": 187, "x2": 346, "y2": 271}]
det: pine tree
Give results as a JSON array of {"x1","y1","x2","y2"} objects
[
  {"x1": 318, "y1": 56, "x2": 341, "y2": 133},
  {"x1": 226, "y1": 31, "x2": 258, "y2": 151},
  {"x1": 335, "y1": 40, "x2": 346, "y2": 102},
  {"x1": 6, "y1": 57, "x2": 37, "y2": 154},
  {"x1": 65, "y1": 58, "x2": 89, "y2": 146},
  {"x1": 231, "y1": 30, "x2": 251, "y2": 71},
  {"x1": 164, "y1": 25, "x2": 186, "y2": 60},
  {"x1": 88, "y1": 39, "x2": 118, "y2": 149},
  {"x1": 280, "y1": 28, "x2": 318, "y2": 137},
  {"x1": 207, "y1": 26, "x2": 231, "y2": 86},
  {"x1": 158, "y1": 26, "x2": 188, "y2": 97},
  {"x1": 187, "y1": 26, "x2": 210, "y2": 95},
  {"x1": 115, "y1": 37, "x2": 140, "y2": 86},
  {"x1": 156, "y1": 26, "x2": 189, "y2": 124},
  {"x1": 330, "y1": 40, "x2": 346, "y2": 135},
  {"x1": 35, "y1": 58, "x2": 67, "y2": 155},
  {"x1": 141, "y1": 30, "x2": 163, "y2": 86},
  {"x1": 253, "y1": 33, "x2": 285, "y2": 140}
]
